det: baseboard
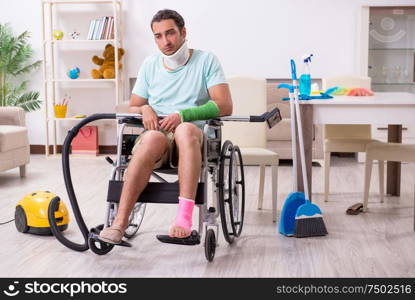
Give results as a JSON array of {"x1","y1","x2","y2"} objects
[{"x1": 30, "y1": 145, "x2": 117, "y2": 154}]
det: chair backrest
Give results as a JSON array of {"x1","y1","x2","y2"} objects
[
  {"x1": 322, "y1": 76, "x2": 371, "y2": 90},
  {"x1": 0, "y1": 107, "x2": 26, "y2": 126},
  {"x1": 221, "y1": 77, "x2": 267, "y2": 148},
  {"x1": 322, "y1": 76, "x2": 372, "y2": 140}
]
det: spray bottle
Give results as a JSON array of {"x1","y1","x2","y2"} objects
[{"x1": 299, "y1": 54, "x2": 313, "y2": 96}]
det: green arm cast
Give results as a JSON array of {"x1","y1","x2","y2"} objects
[{"x1": 179, "y1": 100, "x2": 220, "y2": 122}]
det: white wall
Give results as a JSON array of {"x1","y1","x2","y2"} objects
[{"x1": 1, "y1": 0, "x2": 414, "y2": 145}]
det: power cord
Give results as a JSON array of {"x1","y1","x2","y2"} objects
[{"x1": 0, "y1": 219, "x2": 14, "y2": 225}]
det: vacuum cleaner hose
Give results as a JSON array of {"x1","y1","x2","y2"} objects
[{"x1": 48, "y1": 113, "x2": 116, "y2": 251}]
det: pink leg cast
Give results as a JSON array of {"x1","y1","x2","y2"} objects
[{"x1": 169, "y1": 197, "x2": 195, "y2": 238}]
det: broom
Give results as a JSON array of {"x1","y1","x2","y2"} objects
[
  {"x1": 289, "y1": 59, "x2": 328, "y2": 238},
  {"x1": 295, "y1": 199, "x2": 328, "y2": 237}
]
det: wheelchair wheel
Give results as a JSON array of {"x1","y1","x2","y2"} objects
[
  {"x1": 218, "y1": 140, "x2": 236, "y2": 244},
  {"x1": 88, "y1": 224, "x2": 114, "y2": 255},
  {"x1": 204, "y1": 229, "x2": 216, "y2": 262},
  {"x1": 229, "y1": 145, "x2": 245, "y2": 237},
  {"x1": 124, "y1": 202, "x2": 146, "y2": 239}
]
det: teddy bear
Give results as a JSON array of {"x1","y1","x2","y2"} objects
[{"x1": 91, "y1": 44, "x2": 125, "y2": 79}]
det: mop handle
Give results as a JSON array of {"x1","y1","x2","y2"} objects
[
  {"x1": 294, "y1": 83, "x2": 310, "y2": 201},
  {"x1": 290, "y1": 59, "x2": 300, "y2": 192},
  {"x1": 278, "y1": 83, "x2": 298, "y2": 191},
  {"x1": 289, "y1": 90, "x2": 298, "y2": 191}
]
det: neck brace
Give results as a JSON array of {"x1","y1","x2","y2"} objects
[{"x1": 162, "y1": 41, "x2": 190, "y2": 70}]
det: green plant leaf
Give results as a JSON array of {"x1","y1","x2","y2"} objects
[
  {"x1": 14, "y1": 91, "x2": 41, "y2": 112},
  {"x1": 0, "y1": 23, "x2": 41, "y2": 111},
  {"x1": 12, "y1": 60, "x2": 41, "y2": 76},
  {"x1": 6, "y1": 80, "x2": 28, "y2": 105}
]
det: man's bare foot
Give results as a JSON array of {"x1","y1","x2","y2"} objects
[{"x1": 169, "y1": 224, "x2": 191, "y2": 238}]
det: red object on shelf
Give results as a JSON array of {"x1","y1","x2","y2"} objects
[{"x1": 71, "y1": 126, "x2": 99, "y2": 155}]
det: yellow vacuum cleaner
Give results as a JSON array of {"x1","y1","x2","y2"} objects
[{"x1": 15, "y1": 191, "x2": 69, "y2": 235}]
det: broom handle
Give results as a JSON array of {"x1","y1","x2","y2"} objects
[
  {"x1": 289, "y1": 59, "x2": 299, "y2": 192},
  {"x1": 294, "y1": 82, "x2": 310, "y2": 201},
  {"x1": 289, "y1": 90, "x2": 298, "y2": 191}
]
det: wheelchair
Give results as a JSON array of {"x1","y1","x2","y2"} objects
[{"x1": 48, "y1": 108, "x2": 281, "y2": 262}]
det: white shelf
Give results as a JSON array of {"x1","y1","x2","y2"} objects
[
  {"x1": 45, "y1": 79, "x2": 117, "y2": 82},
  {"x1": 43, "y1": 0, "x2": 120, "y2": 4},
  {"x1": 41, "y1": 0, "x2": 123, "y2": 156},
  {"x1": 44, "y1": 39, "x2": 117, "y2": 44}
]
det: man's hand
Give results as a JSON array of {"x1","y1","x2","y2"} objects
[
  {"x1": 142, "y1": 105, "x2": 159, "y2": 130},
  {"x1": 159, "y1": 112, "x2": 182, "y2": 132}
]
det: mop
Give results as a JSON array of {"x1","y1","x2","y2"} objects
[
  {"x1": 277, "y1": 67, "x2": 306, "y2": 236},
  {"x1": 290, "y1": 59, "x2": 328, "y2": 238}
]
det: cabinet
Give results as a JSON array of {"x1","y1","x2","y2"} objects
[
  {"x1": 368, "y1": 6, "x2": 415, "y2": 93},
  {"x1": 41, "y1": 0, "x2": 124, "y2": 155},
  {"x1": 359, "y1": 6, "x2": 415, "y2": 162},
  {"x1": 368, "y1": 6, "x2": 415, "y2": 144}
]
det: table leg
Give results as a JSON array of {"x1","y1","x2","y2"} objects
[
  {"x1": 296, "y1": 104, "x2": 313, "y2": 201},
  {"x1": 387, "y1": 124, "x2": 402, "y2": 196}
]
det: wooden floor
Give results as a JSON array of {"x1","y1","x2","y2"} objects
[{"x1": 1, "y1": 154, "x2": 414, "y2": 277}]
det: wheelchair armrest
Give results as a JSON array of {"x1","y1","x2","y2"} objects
[
  {"x1": 116, "y1": 108, "x2": 282, "y2": 129},
  {"x1": 265, "y1": 107, "x2": 282, "y2": 129},
  {"x1": 118, "y1": 117, "x2": 143, "y2": 125},
  {"x1": 249, "y1": 107, "x2": 281, "y2": 127},
  {"x1": 220, "y1": 107, "x2": 281, "y2": 129},
  {"x1": 207, "y1": 119, "x2": 222, "y2": 126}
]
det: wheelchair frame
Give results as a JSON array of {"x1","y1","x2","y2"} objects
[
  {"x1": 48, "y1": 108, "x2": 281, "y2": 262},
  {"x1": 95, "y1": 116, "x2": 246, "y2": 261}
]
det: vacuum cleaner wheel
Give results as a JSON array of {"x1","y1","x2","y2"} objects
[{"x1": 15, "y1": 205, "x2": 29, "y2": 233}]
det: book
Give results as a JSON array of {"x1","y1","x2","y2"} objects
[
  {"x1": 101, "y1": 16, "x2": 109, "y2": 40},
  {"x1": 87, "y1": 19, "x2": 95, "y2": 40},
  {"x1": 105, "y1": 16, "x2": 112, "y2": 40},
  {"x1": 92, "y1": 18, "x2": 100, "y2": 40},
  {"x1": 98, "y1": 16, "x2": 106, "y2": 40},
  {"x1": 109, "y1": 17, "x2": 114, "y2": 40},
  {"x1": 94, "y1": 18, "x2": 102, "y2": 40},
  {"x1": 87, "y1": 16, "x2": 115, "y2": 40}
]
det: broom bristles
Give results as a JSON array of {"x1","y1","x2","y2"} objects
[{"x1": 295, "y1": 216, "x2": 328, "y2": 238}]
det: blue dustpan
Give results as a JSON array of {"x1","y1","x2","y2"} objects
[{"x1": 278, "y1": 192, "x2": 306, "y2": 236}]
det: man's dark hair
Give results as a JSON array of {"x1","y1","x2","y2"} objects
[{"x1": 151, "y1": 9, "x2": 185, "y2": 31}]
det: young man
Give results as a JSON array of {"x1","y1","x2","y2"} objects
[{"x1": 99, "y1": 9, "x2": 233, "y2": 244}]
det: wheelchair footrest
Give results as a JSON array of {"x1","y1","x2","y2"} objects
[
  {"x1": 89, "y1": 232, "x2": 132, "y2": 247},
  {"x1": 156, "y1": 230, "x2": 201, "y2": 246}
]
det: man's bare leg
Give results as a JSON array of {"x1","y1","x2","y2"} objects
[
  {"x1": 99, "y1": 131, "x2": 168, "y2": 242},
  {"x1": 169, "y1": 123, "x2": 202, "y2": 238}
]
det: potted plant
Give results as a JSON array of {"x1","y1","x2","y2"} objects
[{"x1": 0, "y1": 23, "x2": 41, "y2": 112}]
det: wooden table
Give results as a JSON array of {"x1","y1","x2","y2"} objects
[{"x1": 295, "y1": 92, "x2": 415, "y2": 199}]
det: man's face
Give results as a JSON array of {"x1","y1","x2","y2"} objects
[{"x1": 152, "y1": 19, "x2": 186, "y2": 56}]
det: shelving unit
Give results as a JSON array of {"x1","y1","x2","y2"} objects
[
  {"x1": 358, "y1": 6, "x2": 415, "y2": 162},
  {"x1": 41, "y1": 0, "x2": 123, "y2": 156},
  {"x1": 367, "y1": 7, "x2": 415, "y2": 93}
]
